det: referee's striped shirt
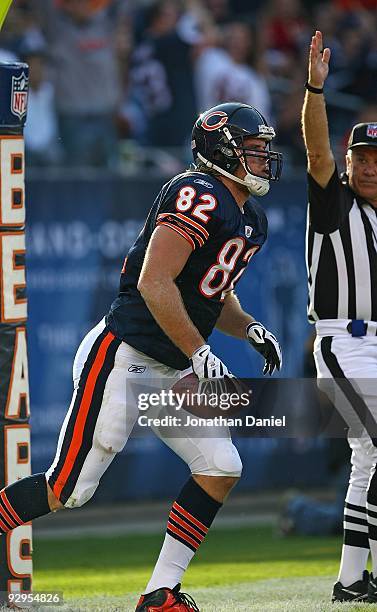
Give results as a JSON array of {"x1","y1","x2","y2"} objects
[{"x1": 306, "y1": 167, "x2": 377, "y2": 322}]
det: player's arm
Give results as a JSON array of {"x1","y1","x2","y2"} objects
[
  {"x1": 137, "y1": 225, "x2": 204, "y2": 358},
  {"x1": 216, "y1": 292, "x2": 282, "y2": 375},
  {"x1": 215, "y1": 291, "x2": 254, "y2": 338},
  {"x1": 302, "y1": 30, "x2": 335, "y2": 188},
  {"x1": 138, "y1": 226, "x2": 232, "y2": 379}
]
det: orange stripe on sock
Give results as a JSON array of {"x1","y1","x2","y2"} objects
[
  {"x1": 0, "y1": 502, "x2": 17, "y2": 529},
  {"x1": 1, "y1": 490, "x2": 22, "y2": 525},
  {"x1": 0, "y1": 516, "x2": 10, "y2": 532},
  {"x1": 170, "y1": 510, "x2": 205, "y2": 542},
  {"x1": 167, "y1": 521, "x2": 200, "y2": 550},
  {"x1": 52, "y1": 332, "x2": 115, "y2": 500},
  {"x1": 173, "y1": 502, "x2": 208, "y2": 533}
]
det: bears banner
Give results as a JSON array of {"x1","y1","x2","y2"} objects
[{"x1": 0, "y1": 63, "x2": 31, "y2": 596}]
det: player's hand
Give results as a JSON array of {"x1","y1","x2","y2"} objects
[
  {"x1": 308, "y1": 30, "x2": 331, "y2": 88},
  {"x1": 190, "y1": 344, "x2": 233, "y2": 380},
  {"x1": 246, "y1": 322, "x2": 282, "y2": 376}
]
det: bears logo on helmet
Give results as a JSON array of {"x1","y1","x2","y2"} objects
[{"x1": 201, "y1": 111, "x2": 228, "y2": 132}]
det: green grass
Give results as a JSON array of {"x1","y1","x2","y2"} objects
[
  {"x1": 33, "y1": 526, "x2": 342, "y2": 597},
  {"x1": 31, "y1": 525, "x2": 357, "y2": 611}
]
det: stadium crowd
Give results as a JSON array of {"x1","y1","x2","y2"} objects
[{"x1": 0, "y1": 0, "x2": 375, "y2": 169}]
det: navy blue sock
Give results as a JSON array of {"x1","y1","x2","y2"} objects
[
  {"x1": 167, "y1": 477, "x2": 222, "y2": 553},
  {"x1": 0, "y1": 473, "x2": 50, "y2": 533}
]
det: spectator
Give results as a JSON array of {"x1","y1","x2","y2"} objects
[
  {"x1": 124, "y1": 0, "x2": 198, "y2": 148},
  {"x1": 272, "y1": 70, "x2": 306, "y2": 165},
  {"x1": 229, "y1": 0, "x2": 264, "y2": 18},
  {"x1": 0, "y1": 0, "x2": 373, "y2": 173},
  {"x1": 334, "y1": 0, "x2": 377, "y2": 9},
  {"x1": 196, "y1": 21, "x2": 271, "y2": 120},
  {"x1": 0, "y1": 1, "x2": 31, "y2": 58},
  {"x1": 37, "y1": 0, "x2": 125, "y2": 167},
  {"x1": 310, "y1": 3, "x2": 342, "y2": 60},
  {"x1": 20, "y1": 40, "x2": 60, "y2": 167},
  {"x1": 261, "y1": 0, "x2": 309, "y2": 101},
  {"x1": 202, "y1": 0, "x2": 232, "y2": 25},
  {"x1": 320, "y1": 10, "x2": 376, "y2": 141},
  {"x1": 328, "y1": 13, "x2": 374, "y2": 99},
  {"x1": 264, "y1": 0, "x2": 309, "y2": 57}
]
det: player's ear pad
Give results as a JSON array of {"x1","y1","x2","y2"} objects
[{"x1": 171, "y1": 373, "x2": 251, "y2": 418}]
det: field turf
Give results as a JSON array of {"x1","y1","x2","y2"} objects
[{"x1": 32, "y1": 525, "x2": 373, "y2": 611}]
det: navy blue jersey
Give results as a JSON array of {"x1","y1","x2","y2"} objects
[{"x1": 106, "y1": 172, "x2": 267, "y2": 369}]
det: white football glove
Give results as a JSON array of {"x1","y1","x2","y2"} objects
[
  {"x1": 246, "y1": 322, "x2": 282, "y2": 376},
  {"x1": 190, "y1": 344, "x2": 233, "y2": 380}
]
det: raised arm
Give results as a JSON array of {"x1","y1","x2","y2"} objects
[{"x1": 302, "y1": 30, "x2": 335, "y2": 188}]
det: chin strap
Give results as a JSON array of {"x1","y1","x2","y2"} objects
[{"x1": 196, "y1": 152, "x2": 270, "y2": 196}]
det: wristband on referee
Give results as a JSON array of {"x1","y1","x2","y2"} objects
[{"x1": 305, "y1": 81, "x2": 324, "y2": 94}]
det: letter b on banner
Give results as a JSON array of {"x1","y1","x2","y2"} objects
[{"x1": 0, "y1": 62, "x2": 31, "y2": 595}]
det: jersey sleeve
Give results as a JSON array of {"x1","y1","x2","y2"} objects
[
  {"x1": 249, "y1": 198, "x2": 268, "y2": 248},
  {"x1": 308, "y1": 166, "x2": 353, "y2": 234},
  {"x1": 155, "y1": 178, "x2": 220, "y2": 250}
]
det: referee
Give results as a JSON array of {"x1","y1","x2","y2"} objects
[{"x1": 302, "y1": 30, "x2": 377, "y2": 603}]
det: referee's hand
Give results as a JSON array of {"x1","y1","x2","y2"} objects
[
  {"x1": 308, "y1": 30, "x2": 331, "y2": 88},
  {"x1": 246, "y1": 322, "x2": 282, "y2": 376}
]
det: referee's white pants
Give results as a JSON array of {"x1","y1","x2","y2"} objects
[
  {"x1": 45, "y1": 318, "x2": 242, "y2": 507},
  {"x1": 314, "y1": 319, "x2": 377, "y2": 506}
]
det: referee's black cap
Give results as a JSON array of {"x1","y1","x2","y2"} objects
[{"x1": 348, "y1": 123, "x2": 377, "y2": 150}]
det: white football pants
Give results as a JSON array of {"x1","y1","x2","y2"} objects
[{"x1": 46, "y1": 318, "x2": 242, "y2": 507}]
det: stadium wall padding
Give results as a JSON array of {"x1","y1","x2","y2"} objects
[{"x1": 0, "y1": 62, "x2": 32, "y2": 595}]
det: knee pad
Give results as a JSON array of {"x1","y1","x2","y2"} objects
[
  {"x1": 193, "y1": 440, "x2": 243, "y2": 477},
  {"x1": 213, "y1": 441, "x2": 243, "y2": 477}
]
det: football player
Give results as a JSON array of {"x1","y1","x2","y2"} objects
[{"x1": 0, "y1": 103, "x2": 282, "y2": 611}]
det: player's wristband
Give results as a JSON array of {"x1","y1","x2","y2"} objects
[{"x1": 305, "y1": 81, "x2": 323, "y2": 94}]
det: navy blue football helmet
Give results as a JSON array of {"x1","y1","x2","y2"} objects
[{"x1": 192, "y1": 102, "x2": 283, "y2": 196}]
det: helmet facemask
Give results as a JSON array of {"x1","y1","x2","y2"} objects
[{"x1": 219, "y1": 126, "x2": 282, "y2": 196}]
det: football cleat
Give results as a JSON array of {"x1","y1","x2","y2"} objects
[
  {"x1": 331, "y1": 570, "x2": 369, "y2": 602},
  {"x1": 135, "y1": 583, "x2": 200, "y2": 611},
  {"x1": 368, "y1": 572, "x2": 377, "y2": 603}
]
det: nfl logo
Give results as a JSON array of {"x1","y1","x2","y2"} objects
[
  {"x1": 11, "y1": 72, "x2": 28, "y2": 119},
  {"x1": 367, "y1": 124, "x2": 377, "y2": 138},
  {"x1": 245, "y1": 226, "x2": 253, "y2": 237}
]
